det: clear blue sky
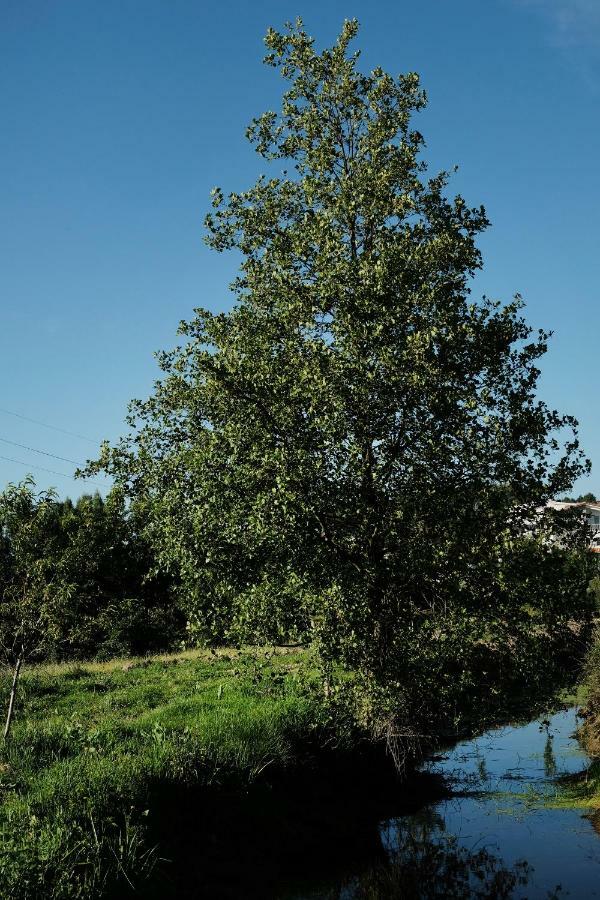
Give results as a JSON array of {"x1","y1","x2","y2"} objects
[{"x1": 1, "y1": 0, "x2": 598, "y2": 498}]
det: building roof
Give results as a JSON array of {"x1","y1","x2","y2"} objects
[{"x1": 546, "y1": 500, "x2": 600, "y2": 512}]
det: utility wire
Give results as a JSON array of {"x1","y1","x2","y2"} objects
[
  {"x1": 0, "y1": 453, "x2": 108, "y2": 489},
  {"x1": 0, "y1": 436, "x2": 82, "y2": 467},
  {"x1": 0, "y1": 406, "x2": 101, "y2": 445}
]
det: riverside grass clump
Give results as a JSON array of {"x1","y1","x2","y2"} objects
[
  {"x1": 548, "y1": 621, "x2": 600, "y2": 814},
  {"x1": 582, "y1": 622, "x2": 600, "y2": 756},
  {"x1": 568, "y1": 623, "x2": 600, "y2": 812},
  {"x1": 0, "y1": 647, "x2": 334, "y2": 899}
]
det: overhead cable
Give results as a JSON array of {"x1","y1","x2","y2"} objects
[
  {"x1": 0, "y1": 406, "x2": 101, "y2": 445},
  {"x1": 0, "y1": 453, "x2": 107, "y2": 489},
  {"x1": 0, "y1": 436, "x2": 82, "y2": 467}
]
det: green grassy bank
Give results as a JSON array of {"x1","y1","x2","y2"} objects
[
  {"x1": 0, "y1": 639, "x2": 592, "y2": 899},
  {"x1": 554, "y1": 628, "x2": 600, "y2": 817},
  {"x1": 0, "y1": 647, "x2": 353, "y2": 898},
  {"x1": 546, "y1": 627, "x2": 600, "y2": 815}
]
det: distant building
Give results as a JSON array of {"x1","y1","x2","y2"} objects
[{"x1": 546, "y1": 500, "x2": 600, "y2": 553}]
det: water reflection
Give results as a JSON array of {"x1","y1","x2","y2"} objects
[
  {"x1": 297, "y1": 707, "x2": 600, "y2": 899},
  {"x1": 543, "y1": 734, "x2": 557, "y2": 778},
  {"x1": 325, "y1": 815, "x2": 535, "y2": 898}
]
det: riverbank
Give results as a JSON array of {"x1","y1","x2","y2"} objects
[
  {"x1": 0, "y1": 647, "x2": 590, "y2": 898},
  {"x1": 0, "y1": 647, "x2": 346, "y2": 898},
  {"x1": 553, "y1": 626, "x2": 600, "y2": 813}
]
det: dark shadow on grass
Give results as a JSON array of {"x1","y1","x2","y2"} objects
[{"x1": 136, "y1": 747, "x2": 447, "y2": 899}]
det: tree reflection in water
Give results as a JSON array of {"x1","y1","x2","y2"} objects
[
  {"x1": 543, "y1": 734, "x2": 558, "y2": 778},
  {"x1": 322, "y1": 809, "x2": 564, "y2": 899}
]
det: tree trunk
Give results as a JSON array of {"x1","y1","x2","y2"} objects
[{"x1": 4, "y1": 655, "x2": 23, "y2": 740}]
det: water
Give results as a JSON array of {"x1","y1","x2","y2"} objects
[
  {"x1": 308, "y1": 706, "x2": 600, "y2": 898},
  {"x1": 153, "y1": 706, "x2": 600, "y2": 898},
  {"x1": 407, "y1": 706, "x2": 600, "y2": 897}
]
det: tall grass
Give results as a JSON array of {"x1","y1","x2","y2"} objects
[
  {"x1": 552, "y1": 625, "x2": 600, "y2": 812},
  {"x1": 0, "y1": 647, "x2": 331, "y2": 898}
]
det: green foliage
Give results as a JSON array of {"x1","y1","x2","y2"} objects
[
  {"x1": 0, "y1": 649, "x2": 327, "y2": 898},
  {"x1": 581, "y1": 626, "x2": 600, "y2": 755},
  {"x1": 587, "y1": 575, "x2": 600, "y2": 613},
  {"x1": 0, "y1": 479, "x2": 75, "y2": 667},
  {"x1": 87, "y1": 21, "x2": 592, "y2": 739},
  {"x1": 553, "y1": 627, "x2": 600, "y2": 810},
  {"x1": 50, "y1": 489, "x2": 184, "y2": 659},
  {"x1": 1, "y1": 479, "x2": 183, "y2": 665}
]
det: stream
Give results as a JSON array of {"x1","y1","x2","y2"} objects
[
  {"x1": 296, "y1": 706, "x2": 600, "y2": 898},
  {"x1": 152, "y1": 706, "x2": 600, "y2": 898}
]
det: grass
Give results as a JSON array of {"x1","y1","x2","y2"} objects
[
  {"x1": 0, "y1": 646, "x2": 340, "y2": 898},
  {"x1": 543, "y1": 627, "x2": 600, "y2": 813},
  {"x1": 538, "y1": 767, "x2": 600, "y2": 811},
  {"x1": 1, "y1": 641, "x2": 590, "y2": 898}
]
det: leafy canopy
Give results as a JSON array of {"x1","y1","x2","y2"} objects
[
  {"x1": 89, "y1": 21, "x2": 590, "y2": 698},
  {"x1": 0, "y1": 478, "x2": 74, "y2": 667}
]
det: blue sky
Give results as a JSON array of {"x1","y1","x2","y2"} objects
[{"x1": 1, "y1": 0, "x2": 598, "y2": 498}]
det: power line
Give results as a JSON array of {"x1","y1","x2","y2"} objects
[
  {"x1": 0, "y1": 436, "x2": 82, "y2": 467},
  {"x1": 0, "y1": 406, "x2": 101, "y2": 445},
  {"x1": 0, "y1": 453, "x2": 108, "y2": 489}
]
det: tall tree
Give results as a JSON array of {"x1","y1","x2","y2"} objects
[{"x1": 89, "y1": 20, "x2": 591, "y2": 739}]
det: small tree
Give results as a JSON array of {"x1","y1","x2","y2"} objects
[
  {"x1": 561, "y1": 492, "x2": 597, "y2": 503},
  {"x1": 52, "y1": 488, "x2": 182, "y2": 659},
  {"x1": 0, "y1": 479, "x2": 74, "y2": 738}
]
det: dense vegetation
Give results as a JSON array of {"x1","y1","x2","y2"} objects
[
  {"x1": 575, "y1": 614, "x2": 600, "y2": 793},
  {"x1": 544, "y1": 618, "x2": 600, "y2": 817},
  {"x1": 0, "y1": 480, "x2": 183, "y2": 664},
  {"x1": 87, "y1": 19, "x2": 594, "y2": 749},
  {"x1": 1, "y1": 19, "x2": 599, "y2": 898}
]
